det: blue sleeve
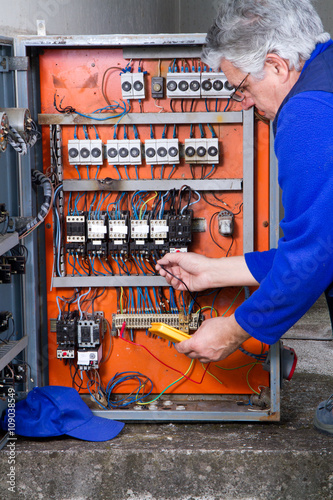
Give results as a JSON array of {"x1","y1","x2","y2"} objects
[
  {"x1": 235, "y1": 93, "x2": 333, "y2": 344},
  {"x1": 245, "y1": 249, "x2": 277, "y2": 283}
]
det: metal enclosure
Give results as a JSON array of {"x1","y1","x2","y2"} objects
[{"x1": 0, "y1": 32, "x2": 281, "y2": 422}]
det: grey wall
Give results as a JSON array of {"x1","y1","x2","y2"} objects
[
  {"x1": 0, "y1": 0, "x2": 330, "y2": 38},
  {"x1": 0, "y1": 0, "x2": 331, "y2": 38}
]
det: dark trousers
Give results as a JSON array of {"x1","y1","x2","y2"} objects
[{"x1": 325, "y1": 285, "x2": 333, "y2": 333}]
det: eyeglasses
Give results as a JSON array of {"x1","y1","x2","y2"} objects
[{"x1": 230, "y1": 73, "x2": 250, "y2": 102}]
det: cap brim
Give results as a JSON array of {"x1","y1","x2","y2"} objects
[{"x1": 66, "y1": 414, "x2": 125, "y2": 441}]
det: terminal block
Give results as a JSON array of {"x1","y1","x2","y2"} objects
[
  {"x1": 112, "y1": 312, "x2": 201, "y2": 332},
  {"x1": 166, "y1": 72, "x2": 201, "y2": 98},
  {"x1": 106, "y1": 139, "x2": 142, "y2": 165},
  {"x1": 145, "y1": 139, "x2": 180, "y2": 165},
  {"x1": 184, "y1": 138, "x2": 219, "y2": 164},
  {"x1": 120, "y1": 72, "x2": 145, "y2": 100},
  {"x1": 68, "y1": 139, "x2": 103, "y2": 165},
  {"x1": 201, "y1": 72, "x2": 235, "y2": 98},
  {"x1": 144, "y1": 139, "x2": 158, "y2": 164}
]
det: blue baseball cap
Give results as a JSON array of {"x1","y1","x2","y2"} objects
[{"x1": 0, "y1": 386, "x2": 124, "y2": 441}]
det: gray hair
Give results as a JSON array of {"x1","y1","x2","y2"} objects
[{"x1": 202, "y1": 0, "x2": 330, "y2": 78}]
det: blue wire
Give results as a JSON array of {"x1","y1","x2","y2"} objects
[
  {"x1": 124, "y1": 165, "x2": 130, "y2": 180},
  {"x1": 224, "y1": 99, "x2": 230, "y2": 112},
  {"x1": 74, "y1": 165, "x2": 81, "y2": 179},
  {"x1": 211, "y1": 289, "x2": 220, "y2": 318},
  {"x1": 181, "y1": 190, "x2": 201, "y2": 213},
  {"x1": 199, "y1": 123, "x2": 205, "y2": 138},
  {"x1": 68, "y1": 253, "x2": 78, "y2": 276},
  {"x1": 76, "y1": 254, "x2": 89, "y2": 275},
  {"x1": 133, "y1": 255, "x2": 146, "y2": 275},
  {"x1": 173, "y1": 124, "x2": 177, "y2": 138},
  {"x1": 83, "y1": 125, "x2": 89, "y2": 139},
  {"x1": 98, "y1": 256, "x2": 112, "y2": 275},
  {"x1": 67, "y1": 191, "x2": 72, "y2": 214},
  {"x1": 113, "y1": 165, "x2": 121, "y2": 180},
  {"x1": 168, "y1": 164, "x2": 176, "y2": 179},
  {"x1": 93, "y1": 125, "x2": 99, "y2": 139},
  {"x1": 203, "y1": 165, "x2": 216, "y2": 179},
  {"x1": 207, "y1": 123, "x2": 216, "y2": 138}
]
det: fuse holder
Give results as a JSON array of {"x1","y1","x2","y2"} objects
[{"x1": 148, "y1": 322, "x2": 192, "y2": 343}]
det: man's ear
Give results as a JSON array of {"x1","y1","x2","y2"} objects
[{"x1": 265, "y1": 53, "x2": 290, "y2": 82}]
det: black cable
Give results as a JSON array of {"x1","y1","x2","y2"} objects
[
  {"x1": 54, "y1": 93, "x2": 76, "y2": 114},
  {"x1": 202, "y1": 192, "x2": 224, "y2": 209},
  {"x1": 157, "y1": 260, "x2": 202, "y2": 313},
  {"x1": 226, "y1": 236, "x2": 234, "y2": 257},
  {"x1": 238, "y1": 346, "x2": 267, "y2": 362},
  {"x1": 233, "y1": 203, "x2": 243, "y2": 216},
  {"x1": 209, "y1": 212, "x2": 225, "y2": 252}
]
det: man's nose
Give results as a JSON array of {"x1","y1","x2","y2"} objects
[{"x1": 241, "y1": 96, "x2": 255, "y2": 110}]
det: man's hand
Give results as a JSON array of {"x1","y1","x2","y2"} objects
[
  {"x1": 156, "y1": 252, "x2": 218, "y2": 291},
  {"x1": 156, "y1": 252, "x2": 259, "y2": 291},
  {"x1": 175, "y1": 315, "x2": 250, "y2": 363}
]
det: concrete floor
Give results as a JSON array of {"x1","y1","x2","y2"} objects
[{"x1": 0, "y1": 297, "x2": 332, "y2": 500}]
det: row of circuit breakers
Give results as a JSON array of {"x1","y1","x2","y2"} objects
[
  {"x1": 66, "y1": 211, "x2": 193, "y2": 256},
  {"x1": 68, "y1": 138, "x2": 219, "y2": 165},
  {"x1": 121, "y1": 71, "x2": 235, "y2": 99}
]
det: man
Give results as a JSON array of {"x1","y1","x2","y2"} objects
[{"x1": 156, "y1": 0, "x2": 333, "y2": 435}]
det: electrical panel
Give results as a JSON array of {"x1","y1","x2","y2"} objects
[{"x1": 10, "y1": 33, "x2": 275, "y2": 423}]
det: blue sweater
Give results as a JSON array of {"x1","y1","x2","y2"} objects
[{"x1": 235, "y1": 40, "x2": 333, "y2": 344}]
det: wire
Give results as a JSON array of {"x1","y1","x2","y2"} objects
[
  {"x1": 119, "y1": 322, "x2": 209, "y2": 384},
  {"x1": 138, "y1": 360, "x2": 194, "y2": 405},
  {"x1": 157, "y1": 262, "x2": 202, "y2": 314}
]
